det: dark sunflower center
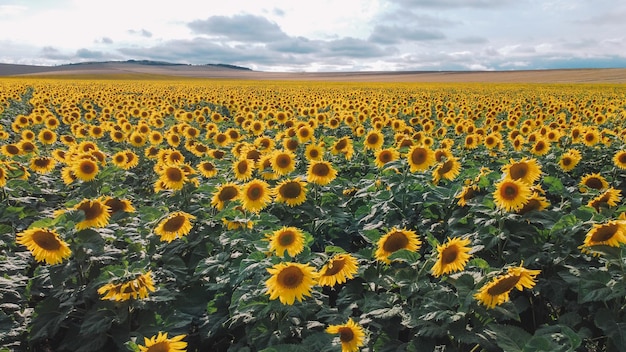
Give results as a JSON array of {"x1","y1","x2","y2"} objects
[
  {"x1": 276, "y1": 154, "x2": 292, "y2": 168},
  {"x1": 166, "y1": 168, "x2": 183, "y2": 182},
  {"x1": 34, "y1": 158, "x2": 52, "y2": 167},
  {"x1": 438, "y1": 160, "x2": 454, "y2": 175},
  {"x1": 562, "y1": 157, "x2": 572, "y2": 166},
  {"x1": 42, "y1": 131, "x2": 54, "y2": 140},
  {"x1": 311, "y1": 163, "x2": 330, "y2": 177},
  {"x1": 323, "y1": 258, "x2": 346, "y2": 276},
  {"x1": 32, "y1": 230, "x2": 62, "y2": 251},
  {"x1": 383, "y1": 231, "x2": 409, "y2": 252},
  {"x1": 80, "y1": 202, "x2": 104, "y2": 220},
  {"x1": 501, "y1": 183, "x2": 519, "y2": 200},
  {"x1": 104, "y1": 199, "x2": 124, "y2": 213},
  {"x1": 202, "y1": 163, "x2": 215, "y2": 171},
  {"x1": 247, "y1": 185, "x2": 263, "y2": 200},
  {"x1": 410, "y1": 148, "x2": 427, "y2": 165},
  {"x1": 163, "y1": 215, "x2": 185, "y2": 232},
  {"x1": 236, "y1": 161, "x2": 249, "y2": 174},
  {"x1": 585, "y1": 133, "x2": 595, "y2": 142},
  {"x1": 335, "y1": 139, "x2": 347, "y2": 150},
  {"x1": 619, "y1": 153, "x2": 626, "y2": 163},
  {"x1": 213, "y1": 150, "x2": 225, "y2": 159},
  {"x1": 585, "y1": 177, "x2": 604, "y2": 190},
  {"x1": 441, "y1": 245, "x2": 459, "y2": 264},
  {"x1": 278, "y1": 231, "x2": 295, "y2": 246},
  {"x1": 246, "y1": 150, "x2": 261, "y2": 162},
  {"x1": 367, "y1": 134, "x2": 379, "y2": 145},
  {"x1": 519, "y1": 199, "x2": 541, "y2": 214},
  {"x1": 5, "y1": 145, "x2": 19, "y2": 155},
  {"x1": 279, "y1": 182, "x2": 302, "y2": 199},
  {"x1": 338, "y1": 327, "x2": 355, "y2": 343},
  {"x1": 487, "y1": 275, "x2": 521, "y2": 296},
  {"x1": 146, "y1": 341, "x2": 170, "y2": 352},
  {"x1": 299, "y1": 129, "x2": 310, "y2": 138},
  {"x1": 216, "y1": 134, "x2": 227, "y2": 143},
  {"x1": 535, "y1": 142, "x2": 546, "y2": 151},
  {"x1": 508, "y1": 163, "x2": 528, "y2": 180},
  {"x1": 219, "y1": 186, "x2": 238, "y2": 201},
  {"x1": 277, "y1": 266, "x2": 304, "y2": 289},
  {"x1": 590, "y1": 224, "x2": 618, "y2": 242},
  {"x1": 80, "y1": 161, "x2": 96, "y2": 174},
  {"x1": 379, "y1": 151, "x2": 392, "y2": 163},
  {"x1": 308, "y1": 149, "x2": 319, "y2": 158}
]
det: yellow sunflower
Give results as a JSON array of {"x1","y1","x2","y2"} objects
[
  {"x1": 233, "y1": 158, "x2": 254, "y2": 181},
  {"x1": 240, "y1": 179, "x2": 272, "y2": 213},
  {"x1": 73, "y1": 198, "x2": 111, "y2": 230},
  {"x1": 432, "y1": 156, "x2": 461, "y2": 184},
  {"x1": 274, "y1": 178, "x2": 307, "y2": 206},
  {"x1": 558, "y1": 149, "x2": 582, "y2": 172},
  {"x1": 501, "y1": 158, "x2": 542, "y2": 185},
  {"x1": 307, "y1": 160, "x2": 337, "y2": 186},
  {"x1": 266, "y1": 226, "x2": 306, "y2": 257},
  {"x1": 265, "y1": 262, "x2": 318, "y2": 305},
  {"x1": 29, "y1": 156, "x2": 56, "y2": 174},
  {"x1": 517, "y1": 193, "x2": 550, "y2": 215},
  {"x1": 613, "y1": 150, "x2": 626, "y2": 169},
  {"x1": 72, "y1": 159, "x2": 99, "y2": 182},
  {"x1": 587, "y1": 187, "x2": 622, "y2": 212},
  {"x1": 326, "y1": 318, "x2": 366, "y2": 352},
  {"x1": 529, "y1": 138, "x2": 550, "y2": 156},
  {"x1": 579, "y1": 173, "x2": 609, "y2": 192},
  {"x1": 304, "y1": 143, "x2": 325, "y2": 161},
  {"x1": 154, "y1": 211, "x2": 196, "y2": 242},
  {"x1": 431, "y1": 237, "x2": 472, "y2": 277},
  {"x1": 102, "y1": 197, "x2": 135, "y2": 214},
  {"x1": 98, "y1": 271, "x2": 156, "y2": 301},
  {"x1": 363, "y1": 130, "x2": 384, "y2": 151},
  {"x1": 493, "y1": 178, "x2": 532, "y2": 212},
  {"x1": 318, "y1": 253, "x2": 359, "y2": 287},
  {"x1": 157, "y1": 165, "x2": 188, "y2": 191},
  {"x1": 211, "y1": 183, "x2": 241, "y2": 210},
  {"x1": 457, "y1": 184, "x2": 480, "y2": 207},
  {"x1": 138, "y1": 332, "x2": 187, "y2": 352},
  {"x1": 582, "y1": 219, "x2": 626, "y2": 248},
  {"x1": 16, "y1": 228, "x2": 71, "y2": 265},
  {"x1": 406, "y1": 145, "x2": 435, "y2": 173},
  {"x1": 374, "y1": 148, "x2": 400, "y2": 169},
  {"x1": 331, "y1": 137, "x2": 354, "y2": 160},
  {"x1": 271, "y1": 150, "x2": 297, "y2": 176},
  {"x1": 474, "y1": 265, "x2": 541, "y2": 309},
  {"x1": 197, "y1": 161, "x2": 218, "y2": 178},
  {"x1": 375, "y1": 227, "x2": 422, "y2": 264}
]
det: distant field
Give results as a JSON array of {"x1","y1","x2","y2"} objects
[{"x1": 1, "y1": 62, "x2": 626, "y2": 83}]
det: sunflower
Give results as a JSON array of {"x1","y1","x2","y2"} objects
[
  {"x1": 501, "y1": 158, "x2": 542, "y2": 185},
  {"x1": 98, "y1": 271, "x2": 156, "y2": 302},
  {"x1": 430, "y1": 237, "x2": 472, "y2": 277},
  {"x1": 375, "y1": 227, "x2": 421, "y2": 264},
  {"x1": 558, "y1": 149, "x2": 582, "y2": 172},
  {"x1": 582, "y1": 219, "x2": 626, "y2": 248},
  {"x1": 406, "y1": 145, "x2": 435, "y2": 173},
  {"x1": 72, "y1": 159, "x2": 99, "y2": 181},
  {"x1": 38, "y1": 129, "x2": 57, "y2": 145},
  {"x1": 331, "y1": 137, "x2": 354, "y2": 160},
  {"x1": 266, "y1": 226, "x2": 306, "y2": 257},
  {"x1": 197, "y1": 161, "x2": 218, "y2": 178},
  {"x1": 579, "y1": 173, "x2": 609, "y2": 192},
  {"x1": 363, "y1": 130, "x2": 384, "y2": 151},
  {"x1": 271, "y1": 150, "x2": 297, "y2": 175},
  {"x1": 587, "y1": 187, "x2": 622, "y2": 211},
  {"x1": 138, "y1": 332, "x2": 187, "y2": 352},
  {"x1": 274, "y1": 178, "x2": 307, "y2": 206},
  {"x1": 517, "y1": 193, "x2": 550, "y2": 215},
  {"x1": 1, "y1": 144, "x2": 21, "y2": 157},
  {"x1": 296, "y1": 125, "x2": 315, "y2": 143},
  {"x1": 374, "y1": 148, "x2": 399, "y2": 169},
  {"x1": 529, "y1": 138, "x2": 550, "y2": 156},
  {"x1": 432, "y1": 156, "x2": 461, "y2": 184},
  {"x1": 318, "y1": 253, "x2": 359, "y2": 287},
  {"x1": 211, "y1": 183, "x2": 241, "y2": 210},
  {"x1": 326, "y1": 318, "x2": 366, "y2": 352},
  {"x1": 16, "y1": 228, "x2": 71, "y2": 265},
  {"x1": 233, "y1": 158, "x2": 254, "y2": 181},
  {"x1": 73, "y1": 198, "x2": 111, "y2": 230},
  {"x1": 265, "y1": 262, "x2": 318, "y2": 305},
  {"x1": 493, "y1": 178, "x2": 532, "y2": 212},
  {"x1": 157, "y1": 165, "x2": 188, "y2": 191},
  {"x1": 474, "y1": 265, "x2": 541, "y2": 309},
  {"x1": 307, "y1": 160, "x2": 337, "y2": 185},
  {"x1": 0, "y1": 166, "x2": 7, "y2": 187},
  {"x1": 154, "y1": 211, "x2": 196, "y2": 242},
  {"x1": 240, "y1": 179, "x2": 272, "y2": 213},
  {"x1": 29, "y1": 156, "x2": 56, "y2": 174},
  {"x1": 304, "y1": 143, "x2": 325, "y2": 161},
  {"x1": 60, "y1": 166, "x2": 76, "y2": 185},
  {"x1": 613, "y1": 150, "x2": 626, "y2": 169},
  {"x1": 102, "y1": 197, "x2": 135, "y2": 214},
  {"x1": 582, "y1": 128, "x2": 600, "y2": 146},
  {"x1": 457, "y1": 184, "x2": 480, "y2": 206}
]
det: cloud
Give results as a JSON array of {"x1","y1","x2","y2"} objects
[
  {"x1": 188, "y1": 14, "x2": 288, "y2": 42},
  {"x1": 128, "y1": 29, "x2": 152, "y2": 38},
  {"x1": 368, "y1": 25, "x2": 445, "y2": 44},
  {"x1": 388, "y1": 0, "x2": 522, "y2": 8},
  {"x1": 325, "y1": 37, "x2": 391, "y2": 58},
  {"x1": 456, "y1": 36, "x2": 489, "y2": 44},
  {"x1": 76, "y1": 48, "x2": 108, "y2": 60},
  {"x1": 40, "y1": 47, "x2": 71, "y2": 61},
  {"x1": 96, "y1": 37, "x2": 114, "y2": 44},
  {"x1": 267, "y1": 37, "x2": 320, "y2": 54}
]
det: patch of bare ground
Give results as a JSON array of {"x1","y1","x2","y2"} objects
[{"x1": 2, "y1": 62, "x2": 626, "y2": 83}]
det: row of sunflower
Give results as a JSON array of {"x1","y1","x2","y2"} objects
[{"x1": 1, "y1": 78, "x2": 625, "y2": 351}]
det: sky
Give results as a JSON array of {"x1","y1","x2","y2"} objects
[{"x1": 1, "y1": 0, "x2": 625, "y2": 72}]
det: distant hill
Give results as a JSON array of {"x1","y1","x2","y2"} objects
[{"x1": 61, "y1": 60, "x2": 251, "y2": 70}]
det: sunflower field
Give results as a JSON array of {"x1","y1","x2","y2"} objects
[{"x1": 1, "y1": 77, "x2": 625, "y2": 352}]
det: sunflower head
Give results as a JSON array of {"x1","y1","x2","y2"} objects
[
  {"x1": 137, "y1": 332, "x2": 187, "y2": 352},
  {"x1": 493, "y1": 178, "x2": 532, "y2": 212},
  {"x1": 16, "y1": 228, "x2": 72, "y2": 265},
  {"x1": 319, "y1": 253, "x2": 359, "y2": 287},
  {"x1": 266, "y1": 226, "x2": 306, "y2": 257},
  {"x1": 431, "y1": 237, "x2": 472, "y2": 277},
  {"x1": 274, "y1": 178, "x2": 307, "y2": 206},
  {"x1": 240, "y1": 179, "x2": 272, "y2": 213},
  {"x1": 501, "y1": 158, "x2": 542, "y2": 185},
  {"x1": 307, "y1": 160, "x2": 337, "y2": 186},
  {"x1": 265, "y1": 262, "x2": 318, "y2": 305},
  {"x1": 326, "y1": 318, "x2": 366, "y2": 352},
  {"x1": 375, "y1": 227, "x2": 422, "y2": 264},
  {"x1": 154, "y1": 211, "x2": 196, "y2": 242}
]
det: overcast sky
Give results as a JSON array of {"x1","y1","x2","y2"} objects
[{"x1": 1, "y1": 0, "x2": 625, "y2": 71}]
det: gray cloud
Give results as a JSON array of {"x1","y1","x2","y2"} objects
[
  {"x1": 325, "y1": 37, "x2": 391, "y2": 58},
  {"x1": 267, "y1": 37, "x2": 320, "y2": 54},
  {"x1": 40, "y1": 46, "x2": 71, "y2": 61},
  {"x1": 128, "y1": 29, "x2": 152, "y2": 38},
  {"x1": 369, "y1": 25, "x2": 445, "y2": 44},
  {"x1": 188, "y1": 14, "x2": 288, "y2": 42},
  {"x1": 76, "y1": 48, "x2": 108, "y2": 60},
  {"x1": 388, "y1": 0, "x2": 522, "y2": 8},
  {"x1": 456, "y1": 36, "x2": 489, "y2": 44},
  {"x1": 96, "y1": 37, "x2": 114, "y2": 44}
]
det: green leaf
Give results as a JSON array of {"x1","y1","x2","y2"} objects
[
  {"x1": 387, "y1": 249, "x2": 420, "y2": 263},
  {"x1": 594, "y1": 308, "x2": 626, "y2": 349},
  {"x1": 486, "y1": 324, "x2": 531, "y2": 352}
]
